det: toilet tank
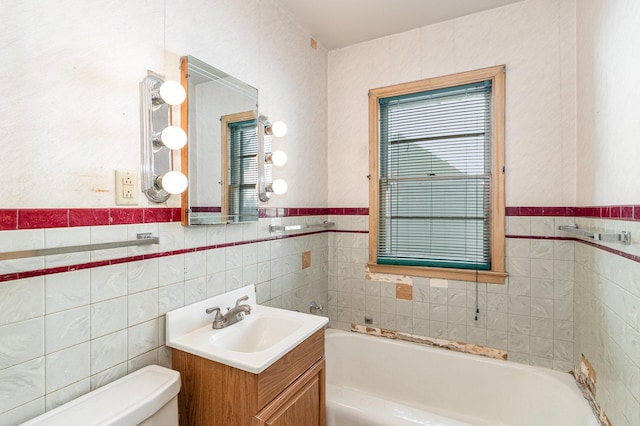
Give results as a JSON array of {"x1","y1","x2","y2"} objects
[{"x1": 21, "y1": 365, "x2": 181, "y2": 426}]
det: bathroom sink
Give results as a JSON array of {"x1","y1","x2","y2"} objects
[
  {"x1": 210, "y1": 314, "x2": 305, "y2": 353},
  {"x1": 165, "y1": 285, "x2": 328, "y2": 373}
]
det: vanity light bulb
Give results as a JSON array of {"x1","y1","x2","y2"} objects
[
  {"x1": 160, "y1": 126, "x2": 187, "y2": 150},
  {"x1": 271, "y1": 121, "x2": 288, "y2": 138},
  {"x1": 271, "y1": 150, "x2": 288, "y2": 167},
  {"x1": 159, "y1": 171, "x2": 188, "y2": 194},
  {"x1": 159, "y1": 81, "x2": 186, "y2": 106},
  {"x1": 271, "y1": 179, "x2": 288, "y2": 195}
]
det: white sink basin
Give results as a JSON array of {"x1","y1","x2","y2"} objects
[{"x1": 165, "y1": 285, "x2": 328, "y2": 373}]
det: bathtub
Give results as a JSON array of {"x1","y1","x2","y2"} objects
[{"x1": 325, "y1": 329, "x2": 599, "y2": 426}]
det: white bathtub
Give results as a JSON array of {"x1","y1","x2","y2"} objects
[{"x1": 325, "y1": 329, "x2": 599, "y2": 426}]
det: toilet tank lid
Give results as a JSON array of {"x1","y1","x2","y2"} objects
[{"x1": 21, "y1": 365, "x2": 181, "y2": 426}]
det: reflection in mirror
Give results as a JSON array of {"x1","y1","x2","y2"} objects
[{"x1": 180, "y1": 55, "x2": 261, "y2": 225}]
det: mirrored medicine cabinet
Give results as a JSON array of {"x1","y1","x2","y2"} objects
[{"x1": 180, "y1": 55, "x2": 270, "y2": 226}]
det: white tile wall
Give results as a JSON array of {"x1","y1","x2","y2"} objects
[
  {"x1": 0, "y1": 220, "x2": 329, "y2": 422},
  {"x1": 328, "y1": 215, "x2": 576, "y2": 372}
]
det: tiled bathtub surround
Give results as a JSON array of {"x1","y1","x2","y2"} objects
[
  {"x1": 0, "y1": 216, "x2": 329, "y2": 424},
  {"x1": 328, "y1": 211, "x2": 640, "y2": 425},
  {"x1": 328, "y1": 214, "x2": 577, "y2": 372}
]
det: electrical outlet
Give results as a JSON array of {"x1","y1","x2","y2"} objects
[{"x1": 116, "y1": 171, "x2": 138, "y2": 205}]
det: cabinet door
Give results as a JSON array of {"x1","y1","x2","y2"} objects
[{"x1": 253, "y1": 359, "x2": 325, "y2": 426}]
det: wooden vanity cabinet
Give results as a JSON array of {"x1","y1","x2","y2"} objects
[{"x1": 172, "y1": 328, "x2": 325, "y2": 426}]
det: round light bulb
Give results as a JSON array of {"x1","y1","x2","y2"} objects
[
  {"x1": 159, "y1": 81, "x2": 186, "y2": 106},
  {"x1": 159, "y1": 171, "x2": 188, "y2": 194},
  {"x1": 160, "y1": 126, "x2": 187, "y2": 150},
  {"x1": 271, "y1": 150, "x2": 288, "y2": 167},
  {"x1": 271, "y1": 179, "x2": 288, "y2": 195},
  {"x1": 270, "y1": 121, "x2": 287, "y2": 138}
]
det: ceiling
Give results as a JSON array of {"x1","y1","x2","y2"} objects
[{"x1": 274, "y1": 0, "x2": 525, "y2": 50}]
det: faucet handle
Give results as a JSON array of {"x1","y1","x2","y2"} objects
[
  {"x1": 206, "y1": 307, "x2": 225, "y2": 329},
  {"x1": 235, "y1": 295, "x2": 251, "y2": 315},
  {"x1": 234, "y1": 295, "x2": 249, "y2": 306}
]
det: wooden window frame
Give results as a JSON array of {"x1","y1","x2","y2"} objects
[{"x1": 368, "y1": 66, "x2": 507, "y2": 284}]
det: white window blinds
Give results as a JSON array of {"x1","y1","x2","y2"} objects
[{"x1": 377, "y1": 80, "x2": 493, "y2": 270}]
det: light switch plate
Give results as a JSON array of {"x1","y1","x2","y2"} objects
[{"x1": 115, "y1": 170, "x2": 138, "y2": 205}]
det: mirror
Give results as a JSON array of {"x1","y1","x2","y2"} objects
[{"x1": 180, "y1": 55, "x2": 262, "y2": 225}]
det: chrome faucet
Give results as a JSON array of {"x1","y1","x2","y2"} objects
[{"x1": 205, "y1": 295, "x2": 252, "y2": 329}]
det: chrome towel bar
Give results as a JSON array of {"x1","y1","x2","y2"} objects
[
  {"x1": 558, "y1": 224, "x2": 631, "y2": 245},
  {"x1": 0, "y1": 233, "x2": 159, "y2": 261},
  {"x1": 269, "y1": 221, "x2": 335, "y2": 233}
]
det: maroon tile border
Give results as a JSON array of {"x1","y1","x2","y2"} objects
[
  {"x1": 0, "y1": 208, "x2": 183, "y2": 231},
  {"x1": 3, "y1": 205, "x2": 640, "y2": 232},
  {"x1": 506, "y1": 205, "x2": 640, "y2": 220}
]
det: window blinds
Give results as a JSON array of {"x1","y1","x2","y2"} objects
[
  {"x1": 228, "y1": 119, "x2": 262, "y2": 221},
  {"x1": 378, "y1": 81, "x2": 493, "y2": 270}
]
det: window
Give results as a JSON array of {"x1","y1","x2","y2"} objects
[
  {"x1": 221, "y1": 112, "x2": 262, "y2": 222},
  {"x1": 368, "y1": 66, "x2": 506, "y2": 284}
]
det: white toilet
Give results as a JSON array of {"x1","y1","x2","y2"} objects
[{"x1": 21, "y1": 365, "x2": 181, "y2": 426}]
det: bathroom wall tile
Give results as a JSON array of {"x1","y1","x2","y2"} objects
[
  {"x1": 530, "y1": 240, "x2": 554, "y2": 259},
  {"x1": 159, "y1": 282, "x2": 185, "y2": 316},
  {"x1": 0, "y1": 358, "x2": 45, "y2": 414},
  {"x1": 447, "y1": 306, "x2": 466, "y2": 325},
  {"x1": 45, "y1": 306, "x2": 90, "y2": 354},
  {"x1": 554, "y1": 320, "x2": 574, "y2": 342},
  {"x1": 0, "y1": 398, "x2": 44, "y2": 426},
  {"x1": 506, "y1": 217, "x2": 531, "y2": 235},
  {"x1": 487, "y1": 311, "x2": 508, "y2": 331},
  {"x1": 554, "y1": 280, "x2": 574, "y2": 300},
  {"x1": 46, "y1": 343, "x2": 90, "y2": 393},
  {"x1": 184, "y1": 226, "x2": 207, "y2": 250},
  {"x1": 206, "y1": 248, "x2": 225, "y2": 274},
  {"x1": 184, "y1": 251, "x2": 206, "y2": 280},
  {"x1": 530, "y1": 259, "x2": 554, "y2": 279},
  {"x1": 508, "y1": 333, "x2": 530, "y2": 354},
  {"x1": 508, "y1": 315, "x2": 531, "y2": 334},
  {"x1": 90, "y1": 362, "x2": 127, "y2": 391},
  {"x1": 90, "y1": 226, "x2": 127, "y2": 262},
  {"x1": 466, "y1": 327, "x2": 487, "y2": 346},
  {"x1": 0, "y1": 317, "x2": 44, "y2": 370},
  {"x1": 91, "y1": 297, "x2": 127, "y2": 338},
  {"x1": 206, "y1": 271, "x2": 226, "y2": 297},
  {"x1": 127, "y1": 289, "x2": 158, "y2": 326},
  {"x1": 45, "y1": 378, "x2": 89, "y2": 411},
  {"x1": 430, "y1": 321, "x2": 447, "y2": 339},
  {"x1": 507, "y1": 239, "x2": 530, "y2": 258},
  {"x1": 530, "y1": 217, "x2": 555, "y2": 237},
  {"x1": 487, "y1": 293, "x2": 508, "y2": 313},
  {"x1": 242, "y1": 264, "x2": 257, "y2": 287},
  {"x1": 127, "y1": 259, "x2": 159, "y2": 294},
  {"x1": 0, "y1": 277, "x2": 44, "y2": 326},
  {"x1": 508, "y1": 276, "x2": 531, "y2": 296},
  {"x1": 44, "y1": 227, "x2": 90, "y2": 268},
  {"x1": 508, "y1": 295, "x2": 531, "y2": 316},
  {"x1": 531, "y1": 297, "x2": 554, "y2": 319},
  {"x1": 128, "y1": 348, "x2": 158, "y2": 373},
  {"x1": 430, "y1": 304, "x2": 448, "y2": 323},
  {"x1": 531, "y1": 278, "x2": 554, "y2": 299},
  {"x1": 158, "y1": 222, "x2": 184, "y2": 253},
  {"x1": 554, "y1": 240, "x2": 574, "y2": 261},
  {"x1": 487, "y1": 330, "x2": 508, "y2": 351},
  {"x1": 158, "y1": 253, "x2": 184, "y2": 287},
  {"x1": 127, "y1": 319, "x2": 158, "y2": 359},
  {"x1": 90, "y1": 264, "x2": 127, "y2": 303},
  {"x1": 225, "y1": 267, "x2": 243, "y2": 291},
  {"x1": 507, "y1": 257, "x2": 531, "y2": 277},
  {"x1": 554, "y1": 299, "x2": 573, "y2": 321},
  {"x1": 185, "y1": 277, "x2": 207, "y2": 305},
  {"x1": 530, "y1": 336, "x2": 554, "y2": 358},
  {"x1": 45, "y1": 270, "x2": 90, "y2": 314}
]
